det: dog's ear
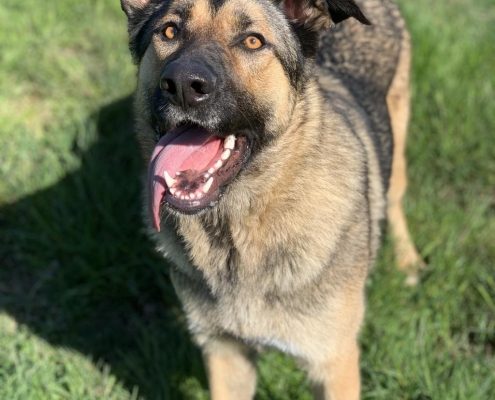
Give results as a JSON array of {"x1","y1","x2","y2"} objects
[
  {"x1": 121, "y1": 0, "x2": 159, "y2": 62},
  {"x1": 120, "y1": 0, "x2": 152, "y2": 19},
  {"x1": 326, "y1": 0, "x2": 370, "y2": 25},
  {"x1": 280, "y1": 0, "x2": 370, "y2": 30}
]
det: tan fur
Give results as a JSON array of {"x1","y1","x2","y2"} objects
[
  {"x1": 188, "y1": 0, "x2": 213, "y2": 32},
  {"x1": 203, "y1": 339, "x2": 257, "y2": 400},
  {"x1": 386, "y1": 30, "x2": 425, "y2": 285},
  {"x1": 311, "y1": 341, "x2": 361, "y2": 400}
]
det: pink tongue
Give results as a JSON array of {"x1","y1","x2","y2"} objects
[
  {"x1": 148, "y1": 127, "x2": 223, "y2": 231},
  {"x1": 158, "y1": 128, "x2": 221, "y2": 175}
]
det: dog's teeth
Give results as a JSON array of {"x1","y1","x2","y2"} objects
[
  {"x1": 204, "y1": 173, "x2": 210, "y2": 180},
  {"x1": 224, "y1": 135, "x2": 236, "y2": 150},
  {"x1": 221, "y1": 150, "x2": 231, "y2": 161},
  {"x1": 203, "y1": 177, "x2": 214, "y2": 194},
  {"x1": 190, "y1": 193, "x2": 196, "y2": 200},
  {"x1": 164, "y1": 171, "x2": 176, "y2": 188},
  {"x1": 208, "y1": 168, "x2": 215, "y2": 175},
  {"x1": 176, "y1": 171, "x2": 182, "y2": 177},
  {"x1": 176, "y1": 190, "x2": 182, "y2": 197},
  {"x1": 215, "y1": 160, "x2": 223, "y2": 170},
  {"x1": 170, "y1": 188, "x2": 177, "y2": 195}
]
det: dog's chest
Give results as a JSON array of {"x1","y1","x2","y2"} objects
[
  {"x1": 171, "y1": 267, "x2": 309, "y2": 357},
  {"x1": 174, "y1": 212, "x2": 328, "y2": 297},
  {"x1": 166, "y1": 215, "x2": 321, "y2": 350},
  {"x1": 217, "y1": 291, "x2": 307, "y2": 357}
]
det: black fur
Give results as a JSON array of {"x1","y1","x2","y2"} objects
[
  {"x1": 327, "y1": 0, "x2": 371, "y2": 25},
  {"x1": 290, "y1": 23, "x2": 320, "y2": 58},
  {"x1": 210, "y1": 0, "x2": 227, "y2": 13},
  {"x1": 127, "y1": 1, "x2": 172, "y2": 62}
]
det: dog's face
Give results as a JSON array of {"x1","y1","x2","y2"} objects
[{"x1": 121, "y1": 0, "x2": 368, "y2": 229}]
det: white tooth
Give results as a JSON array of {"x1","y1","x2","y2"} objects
[
  {"x1": 164, "y1": 171, "x2": 176, "y2": 188},
  {"x1": 215, "y1": 160, "x2": 223, "y2": 170},
  {"x1": 224, "y1": 135, "x2": 236, "y2": 150},
  {"x1": 221, "y1": 150, "x2": 231, "y2": 161},
  {"x1": 170, "y1": 188, "x2": 177, "y2": 195},
  {"x1": 181, "y1": 195, "x2": 187, "y2": 200},
  {"x1": 176, "y1": 171, "x2": 182, "y2": 176},
  {"x1": 196, "y1": 191, "x2": 204, "y2": 199},
  {"x1": 208, "y1": 168, "x2": 215, "y2": 175},
  {"x1": 176, "y1": 190, "x2": 182, "y2": 197},
  {"x1": 203, "y1": 177, "x2": 214, "y2": 194},
  {"x1": 204, "y1": 173, "x2": 210, "y2": 179},
  {"x1": 189, "y1": 193, "x2": 196, "y2": 200}
]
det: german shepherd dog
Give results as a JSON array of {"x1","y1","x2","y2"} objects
[{"x1": 121, "y1": 0, "x2": 423, "y2": 398}]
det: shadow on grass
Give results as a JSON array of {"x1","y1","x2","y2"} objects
[{"x1": 0, "y1": 96, "x2": 206, "y2": 399}]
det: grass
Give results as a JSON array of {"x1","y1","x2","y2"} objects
[{"x1": 0, "y1": 0, "x2": 493, "y2": 398}]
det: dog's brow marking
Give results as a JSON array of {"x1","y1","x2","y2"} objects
[
  {"x1": 235, "y1": 12, "x2": 254, "y2": 32},
  {"x1": 210, "y1": 0, "x2": 227, "y2": 13},
  {"x1": 171, "y1": 4, "x2": 193, "y2": 21}
]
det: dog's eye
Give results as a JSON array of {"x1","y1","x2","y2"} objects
[
  {"x1": 243, "y1": 35, "x2": 264, "y2": 50},
  {"x1": 162, "y1": 24, "x2": 178, "y2": 40}
]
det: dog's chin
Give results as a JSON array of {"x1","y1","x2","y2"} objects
[{"x1": 148, "y1": 122, "x2": 252, "y2": 230}]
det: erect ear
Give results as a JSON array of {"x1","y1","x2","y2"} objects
[
  {"x1": 120, "y1": 0, "x2": 152, "y2": 19},
  {"x1": 280, "y1": 0, "x2": 370, "y2": 30}
]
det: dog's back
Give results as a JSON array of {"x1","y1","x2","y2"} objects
[{"x1": 319, "y1": 0, "x2": 409, "y2": 186}]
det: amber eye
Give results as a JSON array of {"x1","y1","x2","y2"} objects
[
  {"x1": 243, "y1": 35, "x2": 264, "y2": 50},
  {"x1": 163, "y1": 24, "x2": 178, "y2": 40}
]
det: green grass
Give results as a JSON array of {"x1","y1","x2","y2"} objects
[{"x1": 0, "y1": 0, "x2": 494, "y2": 398}]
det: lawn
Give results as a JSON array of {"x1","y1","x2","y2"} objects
[{"x1": 0, "y1": 0, "x2": 494, "y2": 399}]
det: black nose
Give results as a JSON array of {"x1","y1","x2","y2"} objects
[{"x1": 160, "y1": 61, "x2": 217, "y2": 108}]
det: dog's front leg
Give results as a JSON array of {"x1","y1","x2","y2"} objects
[
  {"x1": 202, "y1": 338, "x2": 257, "y2": 400},
  {"x1": 308, "y1": 339, "x2": 361, "y2": 400}
]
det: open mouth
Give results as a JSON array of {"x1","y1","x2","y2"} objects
[{"x1": 148, "y1": 124, "x2": 251, "y2": 231}]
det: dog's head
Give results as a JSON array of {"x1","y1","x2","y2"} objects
[{"x1": 121, "y1": 0, "x2": 369, "y2": 230}]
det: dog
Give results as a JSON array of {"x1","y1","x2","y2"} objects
[{"x1": 120, "y1": 0, "x2": 424, "y2": 398}]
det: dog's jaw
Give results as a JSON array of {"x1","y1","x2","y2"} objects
[{"x1": 148, "y1": 125, "x2": 251, "y2": 230}]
